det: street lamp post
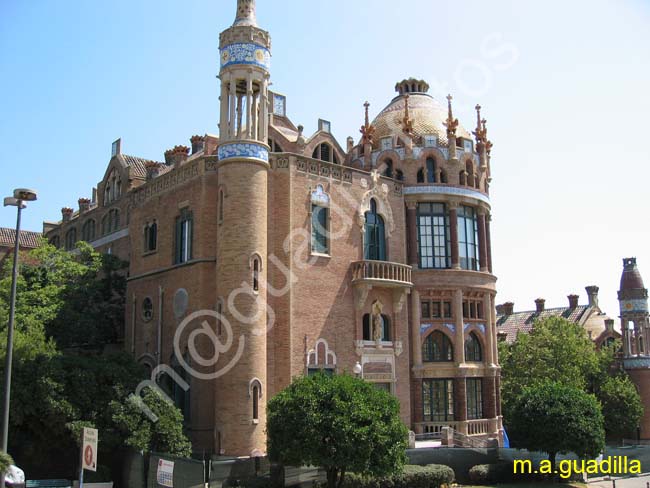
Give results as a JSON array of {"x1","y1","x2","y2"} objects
[{"x1": 1, "y1": 188, "x2": 37, "y2": 453}]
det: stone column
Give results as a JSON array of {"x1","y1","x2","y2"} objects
[
  {"x1": 220, "y1": 77, "x2": 229, "y2": 137},
  {"x1": 246, "y1": 76, "x2": 253, "y2": 139},
  {"x1": 406, "y1": 202, "x2": 418, "y2": 267},
  {"x1": 477, "y1": 210, "x2": 488, "y2": 272},
  {"x1": 449, "y1": 202, "x2": 460, "y2": 269},
  {"x1": 411, "y1": 289, "x2": 422, "y2": 366},
  {"x1": 484, "y1": 294, "x2": 494, "y2": 366},
  {"x1": 229, "y1": 77, "x2": 237, "y2": 139},
  {"x1": 485, "y1": 214, "x2": 493, "y2": 273},
  {"x1": 454, "y1": 289, "x2": 465, "y2": 364}
]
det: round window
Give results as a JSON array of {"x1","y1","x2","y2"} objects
[{"x1": 142, "y1": 297, "x2": 154, "y2": 322}]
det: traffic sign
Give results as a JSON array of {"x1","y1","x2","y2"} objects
[{"x1": 81, "y1": 427, "x2": 98, "y2": 472}]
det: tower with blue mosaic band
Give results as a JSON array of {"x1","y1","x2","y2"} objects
[
  {"x1": 215, "y1": 0, "x2": 269, "y2": 457},
  {"x1": 619, "y1": 257, "x2": 650, "y2": 438}
]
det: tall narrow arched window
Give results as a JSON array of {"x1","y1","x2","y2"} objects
[
  {"x1": 82, "y1": 219, "x2": 96, "y2": 242},
  {"x1": 459, "y1": 171, "x2": 467, "y2": 186},
  {"x1": 218, "y1": 189, "x2": 225, "y2": 223},
  {"x1": 465, "y1": 160, "x2": 474, "y2": 187},
  {"x1": 65, "y1": 228, "x2": 77, "y2": 251},
  {"x1": 417, "y1": 168, "x2": 425, "y2": 183},
  {"x1": 422, "y1": 330, "x2": 454, "y2": 362},
  {"x1": 426, "y1": 157, "x2": 436, "y2": 183},
  {"x1": 144, "y1": 221, "x2": 157, "y2": 252},
  {"x1": 250, "y1": 379, "x2": 262, "y2": 422},
  {"x1": 383, "y1": 159, "x2": 393, "y2": 178},
  {"x1": 440, "y1": 169, "x2": 448, "y2": 184},
  {"x1": 362, "y1": 313, "x2": 391, "y2": 341},
  {"x1": 465, "y1": 332, "x2": 482, "y2": 362},
  {"x1": 364, "y1": 199, "x2": 386, "y2": 261},
  {"x1": 396, "y1": 169, "x2": 404, "y2": 181},
  {"x1": 458, "y1": 206, "x2": 479, "y2": 271},
  {"x1": 311, "y1": 185, "x2": 330, "y2": 255},
  {"x1": 175, "y1": 208, "x2": 193, "y2": 264},
  {"x1": 252, "y1": 256, "x2": 261, "y2": 292}
]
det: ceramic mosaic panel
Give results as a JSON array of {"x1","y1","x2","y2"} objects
[
  {"x1": 620, "y1": 299, "x2": 649, "y2": 314},
  {"x1": 218, "y1": 142, "x2": 269, "y2": 162},
  {"x1": 220, "y1": 43, "x2": 271, "y2": 70},
  {"x1": 403, "y1": 185, "x2": 490, "y2": 204}
]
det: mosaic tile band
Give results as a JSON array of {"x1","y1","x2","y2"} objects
[
  {"x1": 621, "y1": 299, "x2": 649, "y2": 313},
  {"x1": 218, "y1": 142, "x2": 269, "y2": 162},
  {"x1": 403, "y1": 184, "x2": 490, "y2": 204},
  {"x1": 624, "y1": 358, "x2": 650, "y2": 369},
  {"x1": 220, "y1": 43, "x2": 271, "y2": 70}
]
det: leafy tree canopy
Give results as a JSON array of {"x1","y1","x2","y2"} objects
[
  {"x1": 267, "y1": 372, "x2": 408, "y2": 488},
  {"x1": 598, "y1": 375, "x2": 644, "y2": 441}
]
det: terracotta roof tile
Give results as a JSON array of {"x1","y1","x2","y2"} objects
[
  {"x1": 0, "y1": 227, "x2": 42, "y2": 249},
  {"x1": 122, "y1": 155, "x2": 162, "y2": 179},
  {"x1": 496, "y1": 305, "x2": 590, "y2": 343}
]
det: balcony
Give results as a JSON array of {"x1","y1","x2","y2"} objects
[
  {"x1": 351, "y1": 260, "x2": 413, "y2": 287},
  {"x1": 351, "y1": 260, "x2": 412, "y2": 311}
]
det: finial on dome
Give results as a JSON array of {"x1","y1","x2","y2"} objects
[
  {"x1": 233, "y1": 0, "x2": 257, "y2": 27},
  {"x1": 443, "y1": 94, "x2": 459, "y2": 138},
  {"x1": 402, "y1": 95, "x2": 414, "y2": 136},
  {"x1": 473, "y1": 104, "x2": 487, "y2": 145},
  {"x1": 360, "y1": 101, "x2": 375, "y2": 146}
]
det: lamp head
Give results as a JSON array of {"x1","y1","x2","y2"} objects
[
  {"x1": 3, "y1": 197, "x2": 26, "y2": 209},
  {"x1": 13, "y1": 188, "x2": 37, "y2": 201},
  {"x1": 353, "y1": 361, "x2": 363, "y2": 375}
]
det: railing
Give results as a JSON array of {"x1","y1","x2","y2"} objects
[
  {"x1": 415, "y1": 422, "x2": 460, "y2": 439},
  {"x1": 351, "y1": 260, "x2": 412, "y2": 286},
  {"x1": 467, "y1": 419, "x2": 491, "y2": 436}
]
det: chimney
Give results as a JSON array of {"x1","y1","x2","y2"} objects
[
  {"x1": 495, "y1": 304, "x2": 505, "y2": 315},
  {"x1": 347, "y1": 136, "x2": 354, "y2": 153},
  {"x1": 145, "y1": 160, "x2": 163, "y2": 181},
  {"x1": 568, "y1": 294, "x2": 579, "y2": 308},
  {"x1": 605, "y1": 319, "x2": 614, "y2": 331},
  {"x1": 78, "y1": 198, "x2": 91, "y2": 213},
  {"x1": 535, "y1": 298, "x2": 545, "y2": 313},
  {"x1": 190, "y1": 135, "x2": 205, "y2": 155},
  {"x1": 164, "y1": 145, "x2": 190, "y2": 166},
  {"x1": 503, "y1": 302, "x2": 514, "y2": 315},
  {"x1": 585, "y1": 285, "x2": 599, "y2": 308},
  {"x1": 61, "y1": 207, "x2": 73, "y2": 223}
]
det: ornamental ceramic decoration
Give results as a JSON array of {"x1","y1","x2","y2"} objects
[
  {"x1": 220, "y1": 43, "x2": 271, "y2": 70},
  {"x1": 273, "y1": 94, "x2": 286, "y2": 116},
  {"x1": 218, "y1": 142, "x2": 269, "y2": 162}
]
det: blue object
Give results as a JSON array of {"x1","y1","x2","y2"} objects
[{"x1": 502, "y1": 427, "x2": 511, "y2": 448}]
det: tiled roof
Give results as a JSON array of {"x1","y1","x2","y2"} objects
[
  {"x1": 0, "y1": 227, "x2": 42, "y2": 249},
  {"x1": 496, "y1": 305, "x2": 591, "y2": 343},
  {"x1": 122, "y1": 154, "x2": 161, "y2": 179}
]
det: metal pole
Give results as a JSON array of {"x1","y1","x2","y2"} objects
[
  {"x1": 79, "y1": 438, "x2": 84, "y2": 488},
  {"x1": 1, "y1": 203, "x2": 22, "y2": 452}
]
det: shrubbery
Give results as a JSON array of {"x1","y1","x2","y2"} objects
[
  {"x1": 468, "y1": 463, "x2": 512, "y2": 484},
  {"x1": 334, "y1": 464, "x2": 454, "y2": 488}
]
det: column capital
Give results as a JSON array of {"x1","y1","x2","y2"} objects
[
  {"x1": 406, "y1": 200, "x2": 418, "y2": 210},
  {"x1": 448, "y1": 199, "x2": 460, "y2": 210}
]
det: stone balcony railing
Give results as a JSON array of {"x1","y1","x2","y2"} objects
[{"x1": 351, "y1": 260, "x2": 413, "y2": 288}]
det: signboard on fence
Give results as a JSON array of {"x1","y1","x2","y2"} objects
[
  {"x1": 81, "y1": 427, "x2": 98, "y2": 472},
  {"x1": 156, "y1": 459, "x2": 175, "y2": 487}
]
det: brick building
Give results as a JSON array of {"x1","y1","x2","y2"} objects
[
  {"x1": 43, "y1": 0, "x2": 503, "y2": 456},
  {"x1": 0, "y1": 227, "x2": 41, "y2": 265}
]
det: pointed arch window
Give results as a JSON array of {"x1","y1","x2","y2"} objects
[
  {"x1": 364, "y1": 199, "x2": 386, "y2": 261},
  {"x1": 465, "y1": 332, "x2": 482, "y2": 362},
  {"x1": 144, "y1": 220, "x2": 157, "y2": 253},
  {"x1": 383, "y1": 159, "x2": 393, "y2": 178},
  {"x1": 251, "y1": 254, "x2": 262, "y2": 292},
  {"x1": 426, "y1": 157, "x2": 436, "y2": 183},
  {"x1": 65, "y1": 228, "x2": 77, "y2": 251},
  {"x1": 249, "y1": 379, "x2": 263, "y2": 423},
  {"x1": 423, "y1": 330, "x2": 454, "y2": 362},
  {"x1": 82, "y1": 219, "x2": 96, "y2": 242}
]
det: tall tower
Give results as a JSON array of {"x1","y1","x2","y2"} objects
[
  {"x1": 619, "y1": 257, "x2": 650, "y2": 438},
  {"x1": 215, "y1": 0, "x2": 270, "y2": 456}
]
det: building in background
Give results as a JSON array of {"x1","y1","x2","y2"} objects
[
  {"x1": 496, "y1": 285, "x2": 620, "y2": 348},
  {"x1": 0, "y1": 227, "x2": 41, "y2": 265},
  {"x1": 42, "y1": 0, "x2": 502, "y2": 455}
]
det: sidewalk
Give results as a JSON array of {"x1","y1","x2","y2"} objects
[{"x1": 589, "y1": 474, "x2": 650, "y2": 487}]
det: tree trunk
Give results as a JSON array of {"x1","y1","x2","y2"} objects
[
  {"x1": 549, "y1": 452, "x2": 557, "y2": 479},
  {"x1": 337, "y1": 468, "x2": 346, "y2": 488},
  {"x1": 326, "y1": 467, "x2": 339, "y2": 488}
]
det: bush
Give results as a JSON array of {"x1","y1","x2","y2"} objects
[
  {"x1": 468, "y1": 463, "x2": 512, "y2": 484},
  {"x1": 0, "y1": 452, "x2": 14, "y2": 474},
  {"x1": 334, "y1": 464, "x2": 454, "y2": 488}
]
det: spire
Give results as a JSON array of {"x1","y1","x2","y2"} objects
[
  {"x1": 402, "y1": 94, "x2": 414, "y2": 136},
  {"x1": 233, "y1": 0, "x2": 257, "y2": 27},
  {"x1": 481, "y1": 118, "x2": 493, "y2": 155},
  {"x1": 360, "y1": 101, "x2": 375, "y2": 146},
  {"x1": 473, "y1": 104, "x2": 487, "y2": 146},
  {"x1": 443, "y1": 94, "x2": 459, "y2": 138}
]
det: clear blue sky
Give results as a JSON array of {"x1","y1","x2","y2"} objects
[{"x1": 1, "y1": 0, "x2": 649, "y2": 321}]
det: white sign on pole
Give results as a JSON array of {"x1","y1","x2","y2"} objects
[
  {"x1": 81, "y1": 427, "x2": 98, "y2": 472},
  {"x1": 156, "y1": 459, "x2": 174, "y2": 487}
]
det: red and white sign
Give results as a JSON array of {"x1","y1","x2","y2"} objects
[
  {"x1": 156, "y1": 459, "x2": 174, "y2": 487},
  {"x1": 81, "y1": 427, "x2": 98, "y2": 472}
]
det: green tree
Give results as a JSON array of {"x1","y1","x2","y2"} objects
[
  {"x1": 267, "y1": 373, "x2": 408, "y2": 488},
  {"x1": 110, "y1": 388, "x2": 192, "y2": 458},
  {"x1": 597, "y1": 375, "x2": 644, "y2": 442},
  {"x1": 508, "y1": 381, "x2": 605, "y2": 472}
]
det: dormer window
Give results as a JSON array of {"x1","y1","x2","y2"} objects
[
  {"x1": 104, "y1": 169, "x2": 121, "y2": 205},
  {"x1": 312, "y1": 143, "x2": 338, "y2": 164}
]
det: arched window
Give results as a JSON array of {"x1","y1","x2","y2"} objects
[
  {"x1": 422, "y1": 330, "x2": 454, "y2": 362},
  {"x1": 142, "y1": 297, "x2": 154, "y2": 322},
  {"x1": 465, "y1": 332, "x2": 482, "y2": 362},
  {"x1": 82, "y1": 219, "x2": 96, "y2": 242},
  {"x1": 313, "y1": 143, "x2": 333, "y2": 163},
  {"x1": 364, "y1": 199, "x2": 386, "y2": 261},
  {"x1": 426, "y1": 157, "x2": 436, "y2": 183},
  {"x1": 459, "y1": 171, "x2": 467, "y2": 186},
  {"x1": 311, "y1": 185, "x2": 330, "y2": 255},
  {"x1": 175, "y1": 209, "x2": 193, "y2": 264},
  {"x1": 252, "y1": 385, "x2": 260, "y2": 421},
  {"x1": 396, "y1": 169, "x2": 404, "y2": 181},
  {"x1": 144, "y1": 221, "x2": 157, "y2": 252},
  {"x1": 362, "y1": 313, "x2": 391, "y2": 342},
  {"x1": 440, "y1": 169, "x2": 448, "y2": 184},
  {"x1": 65, "y1": 228, "x2": 77, "y2": 251},
  {"x1": 49, "y1": 235, "x2": 60, "y2": 248},
  {"x1": 640, "y1": 336, "x2": 644, "y2": 354},
  {"x1": 102, "y1": 209, "x2": 120, "y2": 235},
  {"x1": 383, "y1": 159, "x2": 393, "y2": 178},
  {"x1": 417, "y1": 168, "x2": 425, "y2": 183},
  {"x1": 465, "y1": 161, "x2": 474, "y2": 187},
  {"x1": 252, "y1": 255, "x2": 261, "y2": 292}
]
